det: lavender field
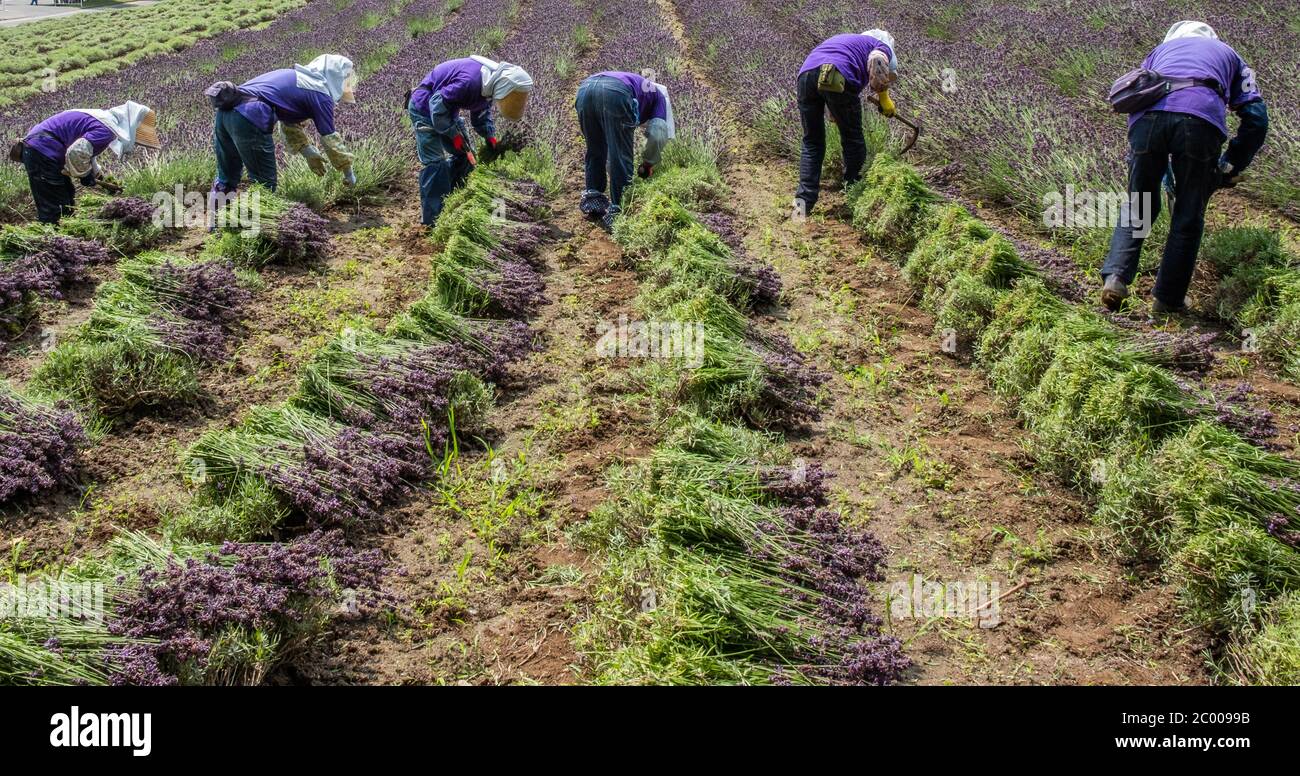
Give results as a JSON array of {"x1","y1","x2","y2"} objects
[{"x1": 0, "y1": 0, "x2": 1297, "y2": 692}]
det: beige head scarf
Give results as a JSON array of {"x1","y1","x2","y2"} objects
[{"x1": 295, "y1": 54, "x2": 356, "y2": 103}]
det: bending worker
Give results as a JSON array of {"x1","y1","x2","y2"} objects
[
  {"x1": 12, "y1": 102, "x2": 160, "y2": 224},
  {"x1": 1101, "y1": 21, "x2": 1268, "y2": 313},
  {"x1": 210, "y1": 54, "x2": 358, "y2": 195},
  {"x1": 575, "y1": 70, "x2": 674, "y2": 231},
  {"x1": 794, "y1": 29, "x2": 898, "y2": 216},
  {"x1": 408, "y1": 55, "x2": 533, "y2": 226}
]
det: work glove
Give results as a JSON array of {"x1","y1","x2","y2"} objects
[
  {"x1": 302, "y1": 146, "x2": 327, "y2": 176},
  {"x1": 342, "y1": 167, "x2": 357, "y2": 188},
  {"x1": 877, "y1": 90, "x2": 896, "y2": 119},
  {"x1": 480, "y1": 136, "x2": 503, "y2": 163},
  {"x1": 637, "y1": 161, "x2": 654, "y2": 179},
  {"x1": 451, "y1": 133, "x2": 477, "y2": 166}
]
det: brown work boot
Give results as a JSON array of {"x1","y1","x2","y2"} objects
[{"x1": 1101, "y1": 275, "x2": 1129, "y2": 312}]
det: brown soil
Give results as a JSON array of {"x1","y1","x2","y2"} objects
[
  {"x1": 293, "y1": 20, "x2": 665, "y2": 684},
  {"x1": 294, "y1": 165, "x2": 671, "y2": 685}
]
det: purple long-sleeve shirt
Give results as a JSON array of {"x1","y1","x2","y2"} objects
[
  {"x1": 593, "y1": 72, "x2": 667, "y2": 124},
  {"x1": 412, "y1": 58, "x2": 492, "y2": 116},
  {"x1": 23, "y1": 111, "x2": 116, "y2": 164},
  {"x1": 800, "y1": 33, "x2": 894, "y2": 93},
  {"x1": 1132, "y1": 37, "x2": 1261, "y2": 137},
  {"x1": 234, "y1": 69, "x2": 337, "y2": 135}
]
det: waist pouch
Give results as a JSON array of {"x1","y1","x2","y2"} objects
[
  {"x1": 12, "y1": 131, "x2": 61, "y2": 163},
  {"x1": 817, "y1": 63, "x2": 847, "y2": 94},
  {"x1": 1107, "y1": 68, "x2": 1225, "y2": 114}
]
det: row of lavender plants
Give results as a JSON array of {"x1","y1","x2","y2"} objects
[
  {"x1": 178, "y1": 152, "x2": 548, "y2": 541},
  {"x1": 846, "y1": 152, "x2": 1300, "y2": 684},
  {"x1": 1, "y1": 189, "x2": 324, "y2": 513},
  {"x1": 581, "y1": 153, "x2": 908, "y2": 684},
  {"x1": 1, "y1": 190, "x2": 360, "y2": 685},
  {"x1": 1, "y1": 194, "x2": 177, "y2": 511},
  {"x1": 570, "y1": 0, "x2": 906, "y2": 684},
  {"x1": 3, "y1": 0, "x2": 564, "y2": 685},
  {"x1": 5, "y1": 153, "x2": 553, "y2": 684}
]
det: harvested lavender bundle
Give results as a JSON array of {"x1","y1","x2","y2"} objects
[
  {"x1": 0, "y1": 229, "x2": 109, "y2": 325},
  {"x1": 59, "y1": 193, "x2": 162, "y2": 254},
  {"x1": 0, "y1": 384, "x2": 86, "y2": 505},
  {"x1": 33, "y1": 254, "x2": 251, "y2": 420},
  {"x1": 145, "y1": 258, "x2": 250, "y2": 330},
  {"x1": 1191, "y1": 381, "x2": 1280, "y2": 449},
  {"x1": 1123, "y1": 327, "x2": 1219, "y2": 375},
  {"x1": 296, "y1": 331, "x2": 476, "y2": 442},
  {"x1": 750, "y1": 326, "x2": 828, "y2": 421},
  {"x1": 188, "y1": 406, "x2": 426, "y2": 527},
  {"x1": 208, "y1": 188, "x2": 331, "y2": 267},
  {"x1": 390, "y1": 295, "x2": 535, "y2": 381},
  {"x1": 99, "y1": 197, "x2": 157, "y2": 229},
  {"x1": 759, "y1": 460, "x2": 829, "y2": 510},
  {"x1": 271, "y1": 203, "x2": 331, "y2": 263},
  {"x1": 436, "y1": 240, "x2": 546, "y2": 319},
  {"x1": 107, "y1": 529, "x2": 388, "y2": 685}
]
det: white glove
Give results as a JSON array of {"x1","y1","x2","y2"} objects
[{"x1": 342, "y1": 167, "x2": 357, "y2": 188}]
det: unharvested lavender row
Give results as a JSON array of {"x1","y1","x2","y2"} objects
[{"x1": 671, "y1": 0, "x2": 1298, "y2": 224}]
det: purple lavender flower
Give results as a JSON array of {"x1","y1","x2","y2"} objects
[{"x1": 0, "y1": 388, "x2": 87, "y2": 505}]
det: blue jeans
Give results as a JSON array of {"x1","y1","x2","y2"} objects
[
  {"x1": 576, "y1": 76, "x2": 637, "y2": 211},
  {"x1": 410, "y1": 103, "x2": 473, "y2": 226},
  {"x1": 213, "y1": 108, "x2": 277, "y2": 192},
  {"x1": 23, "y1": 145, "x2": 77, "y2": 225},
  {"x1": 1101, "y1": 111, "x2": 1223, "y2": 307},
  {"x1": 796, "y1": 68, "x2": 867, "y2": 209}
]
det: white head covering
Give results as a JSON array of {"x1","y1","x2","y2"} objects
[
  {"x1": 1164, "y1": 21, "x2": 1218, "y2": 42},
  {"x1": 470, "y1": 55, "x2": 534, "y2": 99},
  {"x1": 654, "y1": 83, "x2": 676, "y2": 139},
  {"x1": 295, "y1": 54, "x2": 355, "y2": 103},
  {"x1": 72, "y1": 101, "x2": 157, "y2": 157},
  {"x1": 863, "y1": 29, "x2": 898, "y2": 71}
]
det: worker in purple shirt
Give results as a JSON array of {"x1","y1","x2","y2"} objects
[
  {"x1": 795, "y1": 30, "x2": 899, "y2": 216},
  {"x1": 210, "y1": 55, "x2": 358, "y2": 195},
  {"x1": 1101, "y1": 21, "x2": 1269, "y2": 314},
  {"x1": 408, "y1": 55, "x2": 534, "y2": 226},
  {"x1": 12, "y1": 101, "x2": 160, "y2": 224},
  {"x1": 575, "y1": 71, "x2": 675, "y2": 231}
]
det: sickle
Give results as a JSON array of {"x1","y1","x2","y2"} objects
[{"x1": 866, "y1": 96, "x2": 921, "y2": 154}]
